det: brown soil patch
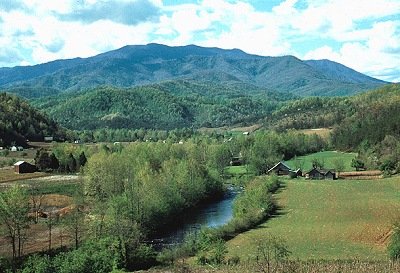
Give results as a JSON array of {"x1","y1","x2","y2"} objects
[
  {"x1": 349, "y1": 223, "x2": 393, "y2": 247},
  {"x1": 40, "y1": 194, "x2": 73, "y2": 208},
  {"x1": 0, "y1": 169, "x2": 49, "y2": 184},
  {"x1": 0, "y1": 194, "x2": 75, "y2": 257},
  {"x1": 0, "y1": 224, "x2": 74, "y2": 257}
]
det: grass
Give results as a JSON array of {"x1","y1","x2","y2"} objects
[
  {"x1": 225, "y1": 165, "x2": 249, "y2": 176},
  {"x1": 226, "y1": 176, "x2": 400, "y2": 261},
  {"x1": 297, "y1": 128, "x2": 332, "y2": 139},
  {"x1": 285, "y1": 151, "x2": 357, "y2": 172},
  {"x1": 0, "y1": 168, "x2": 49, "y2": 183}
]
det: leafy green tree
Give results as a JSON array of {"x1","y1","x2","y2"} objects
[
  {"x1": 0, "y1": 185, "x2": 30, "y2": 263},
  {"x1": 351, "y1": 158, "x2": 365, "y2": 171},
  {"x1": 311, "y1": 157, "x2": 324, "y2": 169},
  {"x1": 79, "y1": 151, "x2": 87, "y2": 169},
  {"x1": 35, "y1": 149, "x2": 51, "y2": 171},
  {"x1": 332, "y1": 158, "x2": 345, "y2": 176},
  {"x1": 49, "y1": 153, "x2": 59, "y2": 171},
  {"x1": 211, "y1": 144, "x2": 232, "y2": 176},
  {"x1": 67, "y1": 153, "x2": 77, "y2": 173}
]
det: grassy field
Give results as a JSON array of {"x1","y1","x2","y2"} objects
[
  {"x1": 225, "y1": 165, "x2": 249, "y2": 176},
  {"x1": 227, "y1": 176, "x2": 400, "y2": 261},
  {"x1": 286, "y1": 150, "x2": 357, "y2": 172},
  {"x1": 0, "y1": 168, "x2": 49, "y2": 183},
  {"x1": 297, "y1": 128, "x2": 332, "y2": 139}
]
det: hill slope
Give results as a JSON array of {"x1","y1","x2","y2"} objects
[
  {"x1": 266, "y1": 83, "x2": 400, "y2": 148},
  {"x1": 32, "y1": 81, "x2": 288, "y2": 130},
  {"x1": 0, "y1": 44, "x2": 386, "y2": 97},
  {"x1": 0, "y1": 93, "x2": 65, "y2": 146}
]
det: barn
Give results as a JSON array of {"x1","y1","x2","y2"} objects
[
  {"x1": 267, "y1": 161, "x2": 292, "y2": 175},
  {"x1": 14, "y1": 161, "x2": 37, "y2": 174}
]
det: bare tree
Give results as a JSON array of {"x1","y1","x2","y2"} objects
[
  {"x1": 255, "y1": 235, "x2": 291, "y2": 273},
  {"x1": 29, "y1": 184, "x2": 45, "y2": 224}
]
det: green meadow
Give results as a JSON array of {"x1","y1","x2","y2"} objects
[
  {"x1": 285, "y1": 150, "x2": 357, "y2": 172},
  {"x1": 227, "y1": 176, "x2": 400, "y2": 261}
]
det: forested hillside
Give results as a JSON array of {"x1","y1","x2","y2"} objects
[
  {"x1": 32, "y1": 82, "x2": 289, "y2": 130},
  {"x1": 267, "y1": 84, "x2": 399, "y2": 133},
  {"x1": 331, "y1": 84, "x2": 400, "y2": 150},
  {"x1": 0, "y1": 93, "x2": 66, "y2": 146}
]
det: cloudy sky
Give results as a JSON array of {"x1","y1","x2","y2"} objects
[{"x1": 0, "y1": 0, "x2": 399, "y2": 82}]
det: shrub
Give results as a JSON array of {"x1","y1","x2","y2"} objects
[
  {"x1": 21, "y1": 255, "x2": 53, "y2": 273},
  {"x1": 388, "y1": 223, "x2": 400, "y2": 260}
]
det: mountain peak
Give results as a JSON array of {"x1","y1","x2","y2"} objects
[{"x1": 0, "y1": 43, "x2": 386, "y2": 98}]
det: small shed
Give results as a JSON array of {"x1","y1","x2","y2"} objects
[
  {"x1": 14, "y1": 161, "x2": 37, "y2": 174},
  {"x1": 324, "y1": 170, "x2": 336, "y2": 180},
  {"x1": 305, "y1": 168, "x2": 336, "y2": 180},
  {"x1": 267, "y1": 161, "x2": 292, "y2": 176},
  {"x1": 305, "y1": 168, "x2": 325, "y2": 180}
]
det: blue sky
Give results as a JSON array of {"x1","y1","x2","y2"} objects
[{"x1": 0, "y1": 0, "x2": 399, "y2": 82}]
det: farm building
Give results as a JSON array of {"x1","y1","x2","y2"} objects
[
  {"x1": 291, "y1": 169, "x2": 303, "y2": 177},
  {"x1": 230, "y1": 156, "x2": 242, "y2": 166},
  {"x1": 267, "y1": 161, "x2": 292, "y2": 175},
  {"x1": 305, "y1": 168, "x2": 336, "y2": 180},
  {"x1": 14, "y1": 161, "x2": 37, "y2": 174}
]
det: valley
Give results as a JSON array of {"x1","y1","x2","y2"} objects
[{"x1": 0, "y1": 43, "x2": 399, "y2": 273}]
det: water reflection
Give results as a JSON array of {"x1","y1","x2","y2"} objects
[{"x1": 155, "y1": 186, "x2": 240, "y2": 246}]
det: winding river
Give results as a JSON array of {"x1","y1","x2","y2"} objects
[{"x1": 153, "y1": 186, "x2": 240, "y2": 247}]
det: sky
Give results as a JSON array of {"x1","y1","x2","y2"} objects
[{"x1": 0, "y1": 0, "x2": 399, "y2": 82}]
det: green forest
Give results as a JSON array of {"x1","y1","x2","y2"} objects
[{"x1": 0, "y1": 93, "x2": 66, "y2": 146}]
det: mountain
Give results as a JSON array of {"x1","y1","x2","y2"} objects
[
  {"x1": 0, "y1": 44, "x2": 386, "y2": 98},
  {"x1": 0, "y1": 93, "x2": 66, "y2": 146}
]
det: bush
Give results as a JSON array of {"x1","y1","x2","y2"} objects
[
  {"x1": 388, "y1": 224, "x2": 400, "y2": 260},
  {"x1": 22, "y1": 255, "x2": 53, "y2": 273}
]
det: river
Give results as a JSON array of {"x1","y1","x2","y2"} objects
[{"x1": 152, "y1": 186, "x2": 240, "y2": 247}]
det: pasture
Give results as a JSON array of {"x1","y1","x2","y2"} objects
[
  {"x1": 227, "y1": 176, "x2": 400, "y2": 261},
  {"x1": 297, "y1": 128, "x2": 332, "y2": 139},
  {"x1": 286, "y1": 150, "x2": 357, "y2": 172}
]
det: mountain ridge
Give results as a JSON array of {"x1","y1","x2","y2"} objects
[{"x1": 0, "y1": 43, "x2": 387, "y2": 97}]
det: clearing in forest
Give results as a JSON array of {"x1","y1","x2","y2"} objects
[{"x1": 285, "y1": 150, "x2": 357, "y2": 172}]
